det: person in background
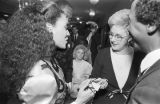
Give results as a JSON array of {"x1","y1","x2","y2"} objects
[
  {"x1": 74, "y1": 39, "x2": 92, "y2": 64},
  {"x1": 85, "y1": 21, "x2": 99, "y2": 64},
  {"x1": 126, "y1": 0, "x2": 160, "y2": 103},
  {"x1": 90, "y1": 9, "x2": 144, "y2": 104},
  {"x1": 0, "y1": 1, "x2": 96, "y2": 104},
  {"x1": 70, "y1": 45, "x2": 93, "y2": 99},
  {"x1": 72, "y1": 26, "x2": 79, "y2": 43},
  {"x1": 0, "y1": 18, "x2": 7, "y2": 30}
]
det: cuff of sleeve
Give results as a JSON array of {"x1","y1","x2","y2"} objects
[
  {"x1": 71, "y1": 101, "x2": 83, "y2": 104},
  {"x1": 71, "y1": 102, "x2": 77, "y2": 104},
  {"x1": 71, "y1": 101, "x2": 85, "y2": 104}
]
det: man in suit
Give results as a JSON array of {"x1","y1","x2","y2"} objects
[
  {"x1": 86, "y1": 21, "x2": 100, "y2": 64},
  {"x1": 127, "y1": 0, "x2": 160, "y2": 104}
]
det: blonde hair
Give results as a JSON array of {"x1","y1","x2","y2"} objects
[
  {"x1": 108, "y1": 9, "x2": 130, "y2": 28},
  {"x1": 73, "y1": 45, "x2": 88, "y2": 59}
]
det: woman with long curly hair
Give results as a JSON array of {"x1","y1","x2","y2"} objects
[{"x1": 0, "y1": 1, "x2": 96, "y2": 104}]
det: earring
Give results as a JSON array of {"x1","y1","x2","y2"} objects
[
  {"x1": 128, "y1": 39, "x2": 134, "y2": 47},
  {"x1": 46, "y1": 22, "x2": 53, "y2": 33}
]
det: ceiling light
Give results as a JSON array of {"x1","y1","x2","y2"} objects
[
  {"x1": 25, "y1": 2, "x2": 29, "y2": 6},
  {"x1": 76, "y1": 17, "x2": 80, "y2": 20},
  {"x1": 89, "y1": 0, "x2": 99, "y2": 5},
  {"x1": 89, "y1": 9, "x2": 95, "y2": 17},
  {"x1": 4, "y1": 14, "x2": 9, "y2": 17}
]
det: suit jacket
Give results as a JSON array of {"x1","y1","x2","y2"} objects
[
  {"x1": 90, "y1": 48, "x2": 144, "y2": 104},
  {"x1": 90, "y1": 31, "x2": 101, "y2": 65},
  {"x1": 127, "y1": 59, "x2": 160, "y2": 104}
]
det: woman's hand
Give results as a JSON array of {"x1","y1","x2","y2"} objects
[
  {"x1": 74, "y1": 79, "x2": 95, "y2": 104},
  {"x1": 93, "y1": 78, "x2": 108, "y2": 89}
]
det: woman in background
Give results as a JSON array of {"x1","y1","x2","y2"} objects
[
  {"x1": 70, "y1": 45, "x2": 92, "y2": 98},
  {"x1": 90, "y1": 9, "x2": 145, "y2": 104}
]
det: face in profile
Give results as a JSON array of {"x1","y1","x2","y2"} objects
[
  {"x1": 50, "y1": 14, "x2": 70, "y2": 49},
  {"x1": 75, "y1": 49, "x2": 85, "y2": 60},
  {"x1": 109, "y1": 25, "x2": 130, "y2": 52},
  {"x1": 128, "y1": 0, "x2": 147, "y2": 48}
]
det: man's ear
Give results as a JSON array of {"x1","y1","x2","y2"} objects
[
  {"x1": 46, "y1": 22, "x2": 54, "y2": 33},
  {"x1": 146, "y1": 24, "x2": 157, "y2": 35}
]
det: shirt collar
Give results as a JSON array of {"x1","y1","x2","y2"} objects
[{"x1": 141, "y1": 48, "x2": 160, "y2": 72}]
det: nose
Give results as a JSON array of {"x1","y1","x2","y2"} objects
[
  {"x1": 66, "y1": 30, "x2": 70, "y2": 36},
  {"x1": 110, "y1": 36, "x2": 116, "y2": 42}
]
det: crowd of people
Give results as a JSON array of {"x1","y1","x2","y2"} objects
[{"x1": 0, "y1": 0, "x2": 160, "y2": 104}]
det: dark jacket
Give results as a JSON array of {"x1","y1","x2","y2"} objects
[
  {"x1": 126, "y1": 59, "x2": 160, "y2": 104},
  {"x1": 90, "y1": 48, "x2": 145, "y2": 104}
]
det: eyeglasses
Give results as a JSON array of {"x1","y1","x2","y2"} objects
[{"x1": 109, "y1": 33, "x2": 128, "y2": 41}]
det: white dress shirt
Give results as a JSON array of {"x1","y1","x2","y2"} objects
[{"x1": 140, "y1": 48, "x2": 160, "y2": 73}]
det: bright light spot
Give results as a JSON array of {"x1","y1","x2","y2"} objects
[
  {"x1": 76, "y1": 17, "x2": 80, "y2": 20},
  {"x1": 25, "y1": 2, "x2": 28, "y2": 6},
  {"x1": 89, "y1": 9, "x2": 95, "y2": 17},
  {"x1": 89, "y1": 0, "x2": 99, "y2": 5}
]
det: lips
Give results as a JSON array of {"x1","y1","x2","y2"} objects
[
  {"x1": 65, "y1": 37, "x2": 68, "y2": 41},
  {"x1": 111, "y1": 42, "x2": 118, "y2": 46}
]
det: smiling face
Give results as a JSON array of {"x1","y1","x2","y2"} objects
[
  {"x1": 109, "y1": 25, "x2": 130, "y2": 52},
  {"x1": 50, "y1": 14, "x2": 70, "y2": 49},
  {"x1": 75, "y1": 49, "x2": 85, "y2": 60}
]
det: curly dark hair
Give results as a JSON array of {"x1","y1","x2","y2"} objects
[
  {"x1": 135, "y1": 0, "x2": 160, "y2": 30},
  {"x1": 0, "y1": 1, "x2": 63, "y2": 94}
]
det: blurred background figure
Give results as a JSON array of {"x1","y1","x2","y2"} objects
[
  {"x1": 70, "y1": 26, "x2": 80, "y2": 44},
  {"x1": 70, "y1": 44, "x2": 92, "y2": 99},
  {"x1": 85, "y1": 21, "x2": 99, "y2": 64},
  {"x1": 86, "y1": 21, "x2": 98, "y2": 47}
]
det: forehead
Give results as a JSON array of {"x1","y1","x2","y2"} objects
[
  {"x1": 110, "y1": 25, "x2": 128, "y2": 36},
  {"x1": 77, "y1": 48, "x2": 84, "y2": 52},
  {"x1": 55, "y1": 14, "x2": 68, "y2": 26}
]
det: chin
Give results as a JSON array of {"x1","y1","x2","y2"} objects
[
  {"x1": 111, "y1": 47, "x2": 120, "y2": 52},
  {"x1": 61, "y1": 45, "x2": 66, "y2": 49},
  {"x1": 57, "y1": 44, "x2": 66, "y2": 49}
]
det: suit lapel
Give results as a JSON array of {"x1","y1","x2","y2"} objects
[
  {"x1": 137, "y1": 59, "x2": 160, "y2": 83},
  {"x1": 107, "y1": 48, "x2": 119, "y2": 88},
  {"x1": 123, "y1": 52, "x2": 141, "y2": 90},
  {"x1": 126, "y1": 59, "x2": 160, "y2": 103}
]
